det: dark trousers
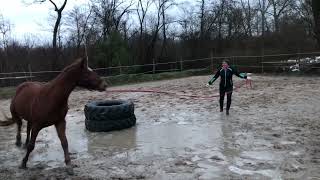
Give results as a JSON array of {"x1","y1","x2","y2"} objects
[{"x1": 219, "y1": 87, "x2": 233, "y2": 111}]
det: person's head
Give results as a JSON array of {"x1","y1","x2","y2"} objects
[{"x1": 222, "y1": 59, "x2": 230, "y2": 69}]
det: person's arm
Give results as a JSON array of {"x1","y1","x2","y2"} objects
[
  {"x1": 232, "y1": 67, "x2": 247, "y2": 79},
  {"x1": 208, "y1": 69, "x2": 221, "y2": 85}
]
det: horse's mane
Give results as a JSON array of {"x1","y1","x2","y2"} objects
[{"x1": 62, "y1": 58, "x2": 83, "y2": 73}]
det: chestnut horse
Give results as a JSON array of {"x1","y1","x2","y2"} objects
[{"x1": 0, "y1": 57, "x2": 107, "y2": 172}]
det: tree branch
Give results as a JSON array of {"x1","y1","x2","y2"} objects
[{"x1": 48, "y1": 0, "x2": 58, "y2": 11}]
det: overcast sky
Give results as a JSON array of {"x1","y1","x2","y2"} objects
[
  {"x1": 0, "y1": 0, "x2": 88, "y2": 42},
  {"x1": 0, "y1": 0, "x2": 192, "y2": 43}
]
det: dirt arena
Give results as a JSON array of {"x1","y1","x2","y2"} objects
[{"x1": 0, "y1": 75, "x2": 320, "y2": 179}]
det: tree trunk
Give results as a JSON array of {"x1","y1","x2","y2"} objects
[
  {"x1": 247, "y1": 0, "x2": 252, "y2": 37},
  {"x1": 312, "y1": 0, "x2": 320, "y2": 47},
  {"x1": 261, "y1": 0, "x2": 266, "y2": 37},
  {"x1": 53, "y1": 11, "x2": 61, "y2": 50},
  {"x1": 274, "y1": 15, "x2": 279, "y2": 33},
  {"x1": 160, "y1": 4, "x2": 167, "y2": 57},
  {"x1": 200, "y1": 0, "x2": 205, "y2": 39}
]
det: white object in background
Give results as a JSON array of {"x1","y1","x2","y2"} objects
[
  {"x1": 247, "y1": 77, "x2": 252, "y2": 80},
  {"x1": 247, "y1": 73, "x2": 252, "y2": 76}
]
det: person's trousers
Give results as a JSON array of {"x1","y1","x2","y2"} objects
[{"x1": 219, "y1": 87, "x2": 233, "y2": 111}]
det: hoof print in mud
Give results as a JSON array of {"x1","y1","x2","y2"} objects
[{"x1": 84, "y1": 100, "x2": 136, "y2": 132}]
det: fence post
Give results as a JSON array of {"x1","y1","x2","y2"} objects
[
  {"x1": 210, "y1": 52, "x2": 214, "y2": 71},
  {"x1": 232, "y1": 56, "x2": 235, "y2": 68},
  {"x1": 28, "y1": 64, "x2": 32, "y2": 81},
  {"x1": 118, "y1": 61, "x2": 122, "y2": 75},
  {"x1": 261, "y1": 54, "x2": 264, "y2": 73},
  {"x1": 180, "y1": 57, "x2": 183, "y2": 71},
  {"x1": 152, "y1": 58, "x2": 156, "y2": 74}
]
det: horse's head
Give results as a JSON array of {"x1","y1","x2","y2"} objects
[{"x1": 77, "y1": 57, "x2": 107, "y2": 92}]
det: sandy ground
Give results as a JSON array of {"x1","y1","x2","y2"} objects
[{"x1": 0, "y1": 75, "x2": 320, "y2": 180}]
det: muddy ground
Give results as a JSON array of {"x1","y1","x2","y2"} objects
[{"x1": 0, "y1": 75, "x2": 320, "y2": 180}]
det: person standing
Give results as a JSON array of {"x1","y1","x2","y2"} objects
[{"x1": 207, "y1": 60, "x2": 247, "y2": 115}]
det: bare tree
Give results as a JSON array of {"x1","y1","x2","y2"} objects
[
  {"x1": 146, "y1": 0, "x2": 173, "y2": 61},
  {"x1": 199, "y1": 0, "x2": 206, "y2": 39},
  {"x1": 0, "y1": 13, "x2": 12, "y2": 72},
  {"x1": 217, "y1": 0, "x2": 227, "y2": 53},
  {"x1": 160, "y1": 0, "x2": 175, "y2": 57},
  {"x1": 295, "y1": 0, "x2": 313, "y2": 36},
  {"x1": 137, "y1": 0, "x2": 151, "y2": 38},
  {"x1": 240, "y1": 0, "x2": 255, "y2": 37},
  {"x1": 91, "y1": 0, "x2": 133, "y2": 40},
  {"x1": 0, "y1": 14, "x2": 12, "y2": 50},
  {"x1": 28, "y1": 0, "x2": 68, "y2": 50},
  {"x1": 178, "y1": 2, "x2": 198, "y2": 39},
  {"x1": 258, "y1": 0, "x2": 270, "y2": 36},
  {"x1": 66, "y1": 5, "x2": 93, "y2": 56},
  {"x1": 312, "y1": 0, "x2": 320, "y2": 47},
  {"x1": 136, "y1": 0, "x2": 152, "y2": 63},
  {"x1": 268, "y1": 0, "x2": 291, "y2": 33}
]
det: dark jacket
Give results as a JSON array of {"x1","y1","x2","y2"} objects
[{"x1": 208, "y1": 67, "x2": 247, "y2": 89}]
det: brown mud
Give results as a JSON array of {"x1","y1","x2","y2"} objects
[{"x1": 0, "y1": 75, "x2": 320, "y2": 179}]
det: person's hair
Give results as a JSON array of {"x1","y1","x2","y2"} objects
[{"x1": 222, "y1": 59, "x2": 230, "y2": 65}]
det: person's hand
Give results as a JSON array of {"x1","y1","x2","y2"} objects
[
  {"x1": 205, "y1": 83, "x2": 210, "y2": 87},
  {"x1": 247, "y1": 77, "x2": 252, "y2": 80}
]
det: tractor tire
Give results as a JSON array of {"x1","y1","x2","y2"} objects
[{"x1": 84, "y1": 100, "x2": 136, "y2": 132}]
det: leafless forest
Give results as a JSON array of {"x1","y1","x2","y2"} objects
[{"x1": 0, "y1": 0, "x2": 320, "y2": 73}]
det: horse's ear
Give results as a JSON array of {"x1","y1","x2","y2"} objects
[{"x1": 80, "y1": 57, "x2": 88, "y2": 69}]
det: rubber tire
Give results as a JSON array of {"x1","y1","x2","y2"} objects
[
  {"x1": 85, "y1": 115, "x2": 136, "y2": 132},
  {"x1": 84, "y1": 100, "x2": 134, "y2": 121}
]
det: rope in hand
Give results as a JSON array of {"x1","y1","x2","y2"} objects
[{"x1": 106, "y1": 79, "x2": 253, "y2": 100}]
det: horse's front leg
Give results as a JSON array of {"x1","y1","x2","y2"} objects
[{"x1": 55, "y1": 120, "x2": 73, "y2": 175}]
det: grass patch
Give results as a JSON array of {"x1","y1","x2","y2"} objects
[{"x1": 0, "y1": 87, "x2": 16, "y2": 99}]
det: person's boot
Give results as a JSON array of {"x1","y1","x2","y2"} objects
[
  {"x1": 226, "y1": 110, "x2": 229, "y2": 115},
  {"x1": 220, "y1": 108, "x2": 223, "y2": 112}
]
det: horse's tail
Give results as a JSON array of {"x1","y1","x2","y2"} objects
[{"x1": 0, "y1": 110, "x2": 15, "y2": 126}]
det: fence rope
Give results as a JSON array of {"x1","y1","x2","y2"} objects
[{"x1": 1, "y1": 51, "x2": 320, "y2": 77}]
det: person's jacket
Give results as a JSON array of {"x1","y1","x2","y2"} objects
[{"x1": 208, "y1": 67, "x2": 247, "y2": 89}]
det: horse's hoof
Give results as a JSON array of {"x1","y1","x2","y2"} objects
[
  {"x1": 23, "y1": 143, "x2": 29, "y2": 149},
  {"x1": 19, "y1": 164, "x2": 27, "y2": 169},
  {"x1": 66, "y1": 165, "x2": 74, "y2": 175}
]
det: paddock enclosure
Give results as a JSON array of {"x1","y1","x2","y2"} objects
[{"x1": 0, "y1": 75, "x2": 320, "y2": 179}]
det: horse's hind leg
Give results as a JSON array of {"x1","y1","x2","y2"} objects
[
  {"x1": 15, "y1": 116, "x2": 22, "y2": 147},
  {"x1": 10, "y1": 104, "x2": 22, "y2": 147},
  {"x1": 20, "y1": 126, "x2": 40, "y2": 169},
  {"x1": 24, "y1": 121, "x2": 31, "y2": 149}
]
